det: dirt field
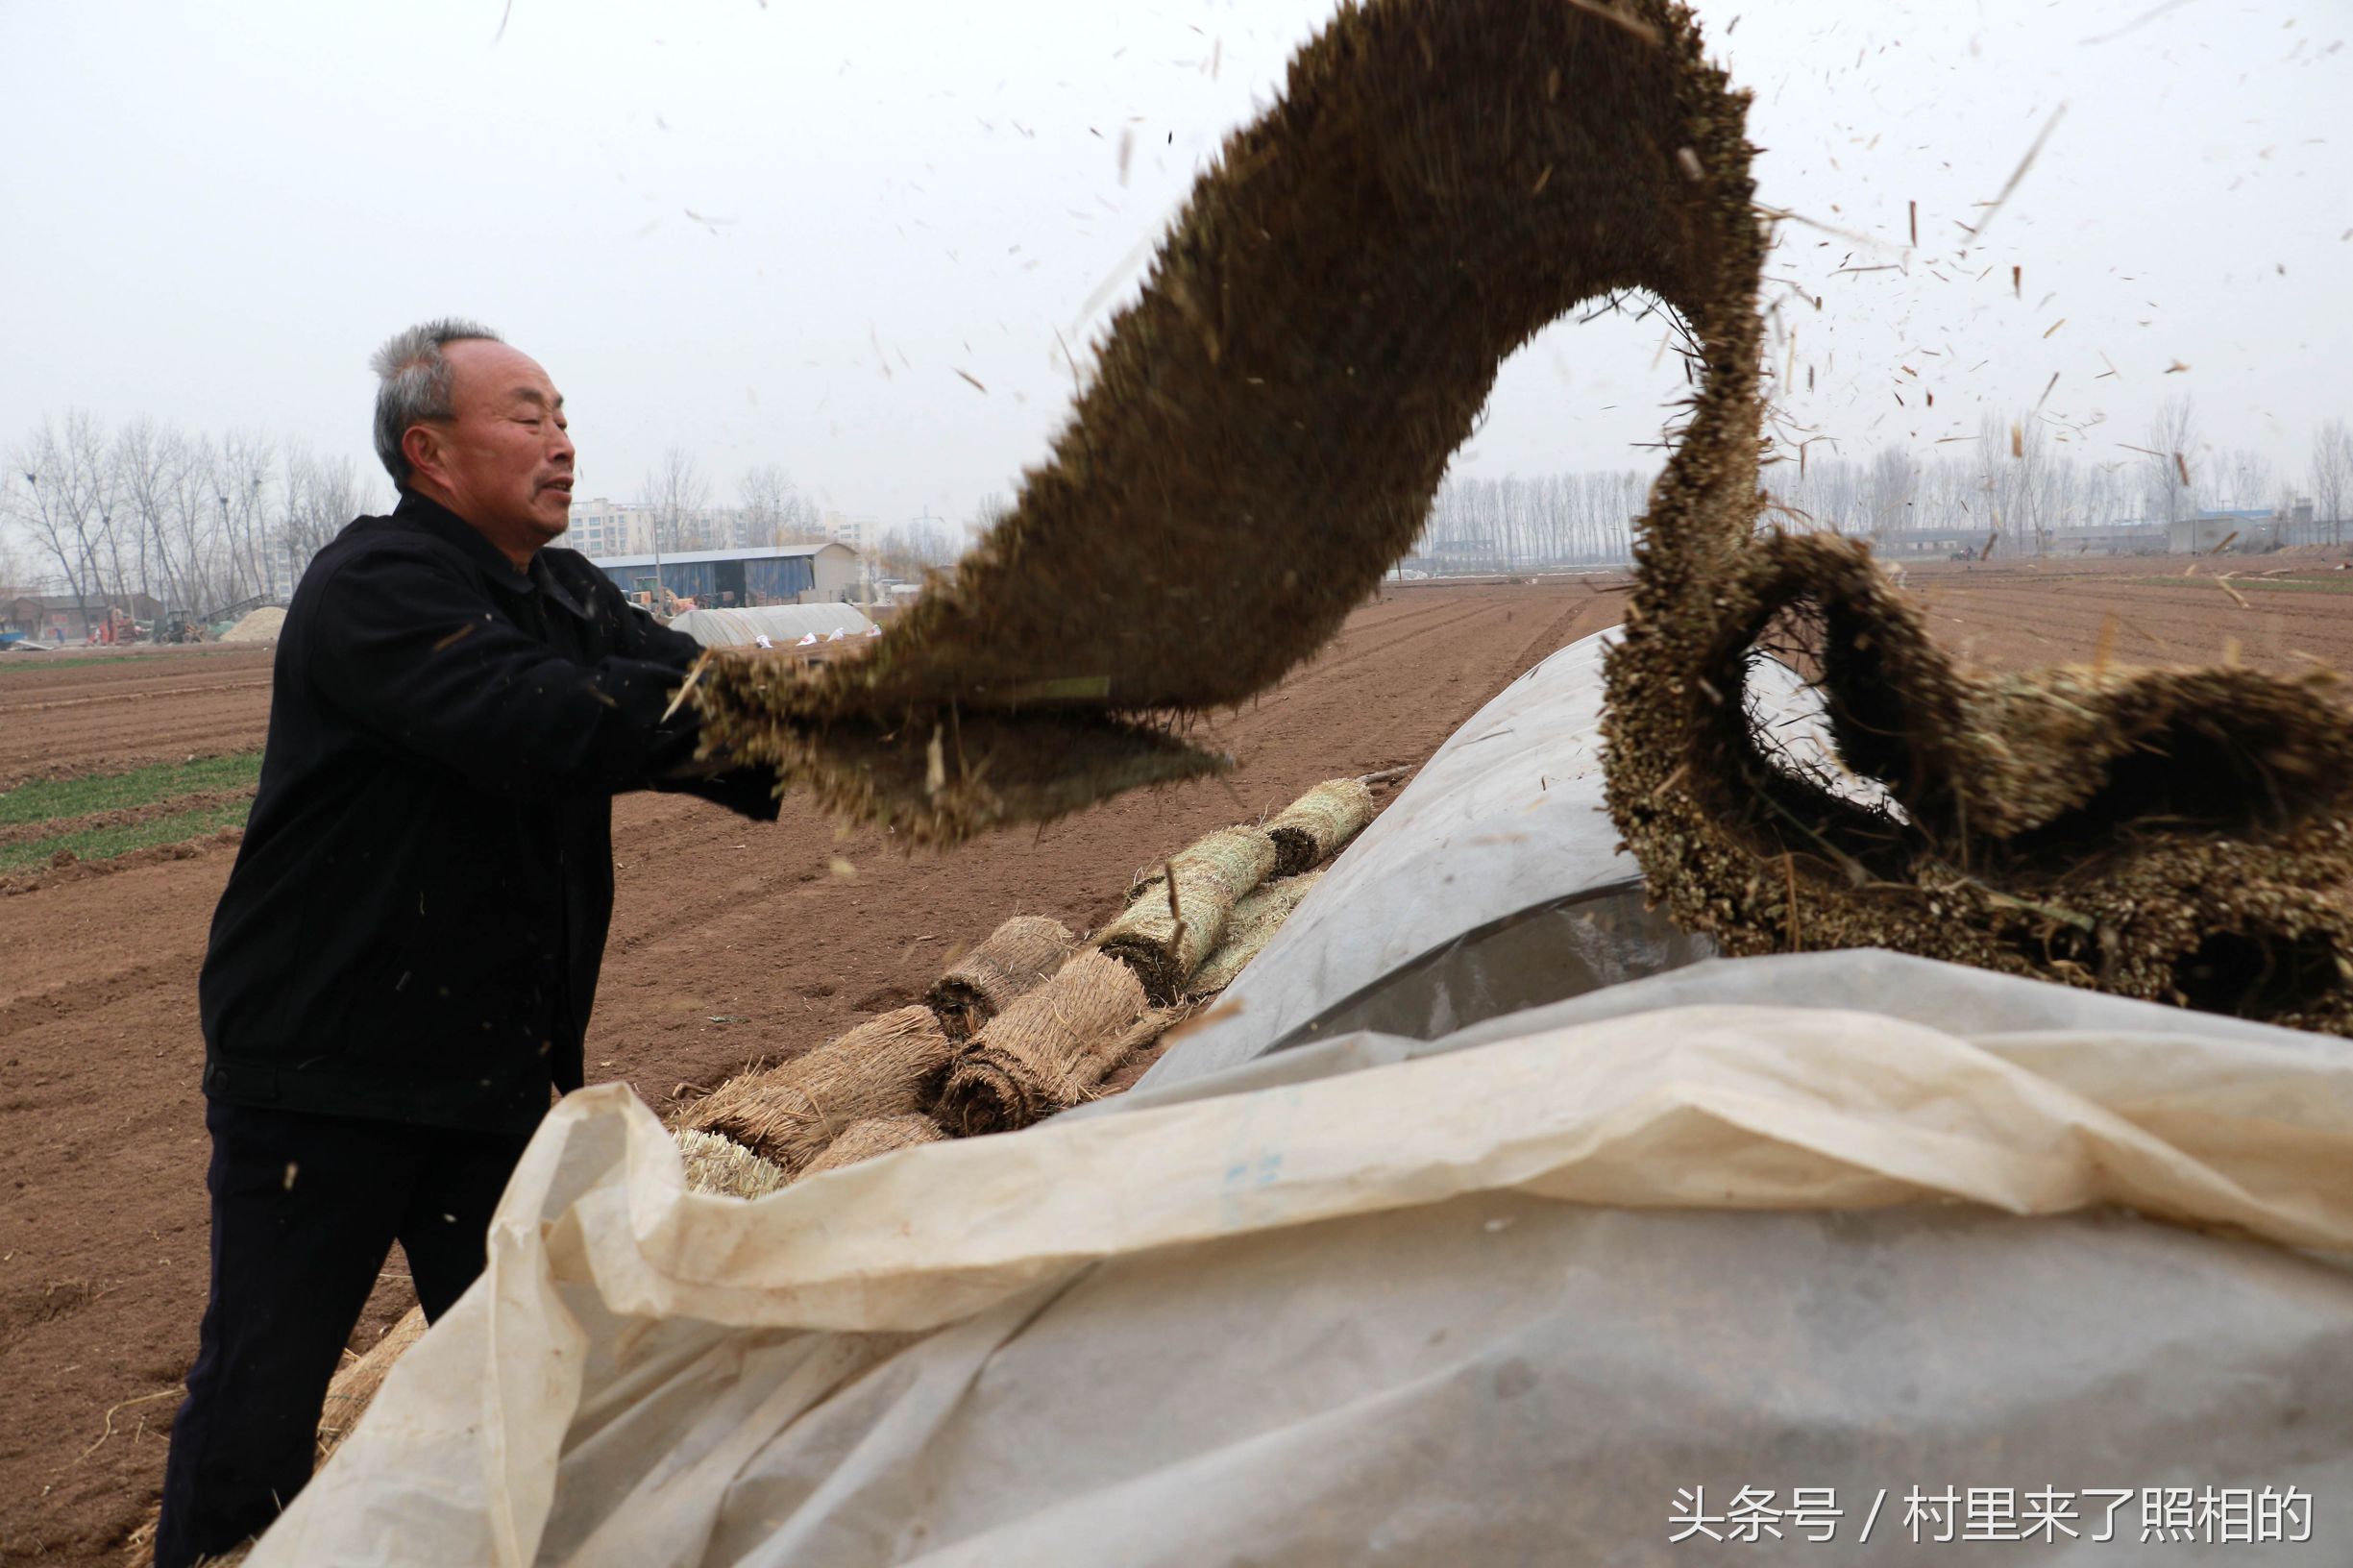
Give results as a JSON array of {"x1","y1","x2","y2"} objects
[
  {"x1": 3, "y1": 558, "x2": 2349, "y2": 1561},
  {"x1": 0, "y1": 647, "x2": 278, "y2": 793},
  {"x1": 1899, "y1": 554, "x2": 2353, "y2": 675},
  {"x1": 0, "y1": 581, "x2": 1620, "y2": 1561}
]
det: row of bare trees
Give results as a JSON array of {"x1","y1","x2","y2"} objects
[
  {"x1": 1416, "y1": 469, "x2": 1657, "y2": 570},
  {"x1": 634, "y1": 448, "x2": 827, "y2": 554},
  {"x1": 2, "y1": 412, "x2": 380, "y2": 629},
  {"x1": 1410, "y1": 402, "x2": 2343, "y2": 573},
  {"x1": 1774, "y1": 401, "x2": 2349, "y2": 555}
]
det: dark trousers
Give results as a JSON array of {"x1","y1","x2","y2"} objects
[{"x1": 155, "y1": 1100, "x2": 535, "y2": 1568}]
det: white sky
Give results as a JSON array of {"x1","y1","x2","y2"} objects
[{"x1": 3, "y1": 0, "x2": 2347, "y2": 530}]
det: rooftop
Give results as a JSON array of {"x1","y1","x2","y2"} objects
[{"x1": 588, "y1": 542, "x2": 853, "y2": 569}]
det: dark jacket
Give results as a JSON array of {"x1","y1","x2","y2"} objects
[{"x1": 199, "y1": 491, "x2": 777, "y2": 1133}]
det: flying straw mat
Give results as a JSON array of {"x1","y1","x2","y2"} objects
[
  {"x1": 1573, "y1": 5, "x2": 2353, "y2": 1033},
  {"x1": 674, "y1": 1006, "x2": 957, "y2": 1174},
  {"x1": 937, "y1": 950, "x2": 1148, "y2": 1136},
  {"x1": 926, "y1": 915, "x2": 1079, "y2": 1041},
  {"x1": 1189, "y1": 870, "x2": 1325, "y2": 997},
  {"x1": 692, "y1": 0, "x2": 1728, "y2": 844},
  {"x1": 1093, "y1": 826, "x2": 1277, "y2": 1001},
  {"x1": 797, "y1": 1114, "x2": 946, "y2": 1179},
  {"x1": 1264, "y1": 778, "x2": 1376, "y2": 877}
]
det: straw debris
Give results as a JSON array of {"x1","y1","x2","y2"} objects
[
  {"x1": 675, "y1": 1006, "x2": 958, "y2": 1173},
  {"x1": 937, "y1": 950, "x2": 1149, "y2": 1134},
  {"x1": 1094, "y1": 826, "x2": 1277, "y2": 1000},
  {"x1": 316, "y1": 1306, "x2": 427, "y2": 1464},
  {"x1": 1264, "y1": 778, "x2": 1376, "y2": 876},
  {"x1": 927, "y1": 915, "x2": 1079, "y2": 1040}
]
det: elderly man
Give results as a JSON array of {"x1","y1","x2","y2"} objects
[{"x1": 156, "y1": 320, "x2": 776, "y2": 1565}]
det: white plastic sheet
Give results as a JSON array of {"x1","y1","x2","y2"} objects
[
  {"x1": 252, "y1": 988, "x2": 2353, "y2": 1564},
  {"x1": 1140, "y1": 629, "x2": 1861, "y2": 1086},
  {"x1": 669, "y1": 604, "x2": 875, "y2": 649}
]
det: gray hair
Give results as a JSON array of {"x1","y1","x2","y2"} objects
[{"x1": 369, "y1": 317, "x2": 503, "y2": 485}]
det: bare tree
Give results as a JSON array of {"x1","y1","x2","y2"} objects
[
  {"x1": 640, "y1": 447, "x2": 712, "y2": 559},
  {"x1": 9, "y1": 413, "x2": 120, "y2": 639},
  {"x1": 875, "y1": 510, "x2": 962, "y2": 578},
  {"x1": 2225, "y1": 448, "x2": 2274, "y2": 513},
  {"x1": 1965, "y1": 411, "x2": 2019, "y2": 554},
  {"x1": 967, "y1": 491, "x2": 1014, "y2": 535},
  {"x1": 2012, "y1": 417, "x2": 2060, "y2": 556},
  {"x1": 739, "y1": 463, "x2": 821, "y2": 546},
  {"x1": 1862, "y1": 442, "x2": 1920, "y2": 540},
  {"x1": 2312, "y1": 418, "x2": 2353, "y2": 548},
  {"x1": 2145, "y1": 398, "x2": 2201, "y2": 530},
  {"x1": 115, "y1": 418, "x2": 209, "y2": 618},
  {"x1": 279, "y1": 443, "x2": 370, "y2": 589},
  {"x1": 0, "y1": 489, "x2": 29, "y2": 590},
  {"x1": 221, "y1": 431, "x2": 277, "y2": 601}
]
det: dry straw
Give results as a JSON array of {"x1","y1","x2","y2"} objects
[
  {"x1": 690, "y1": 0, "x2": 2353, "y2": 1011},
  {"x1": 673, "y1": 1129, "x2": 791, "y2": 1199},
  {"x1": 797, "y1": 1114, "x2": 946, "y2": 1179},
  {"x1": 938, "y1": 950, "x2": 1148, "y2": 1135},
  {"x1": 675, "y1": 1006, "x2": 958, "y2": 1173},
  {"x1": 1573, "y1": 5, "x2": 2353, "y2": 1031},
  {"x1": 927, "y1": 915, "x2": 1079, "y2": 1041},
  {"x1": 694, "y1": 0, "x2": 1722, "y2": 844},
  {"x1": 1264, "y1": 778, "x2": 1376, "y2": 876},
  {"x1": 315, "y1": 1306, "x2": 428, "y2": 1464},
  {"x1": 1094, "y1": 826, "x2": 1277, "y2": 1000},
  {"x1": 1190, "y1": 871, "x2": 1325, "y2": 997}
]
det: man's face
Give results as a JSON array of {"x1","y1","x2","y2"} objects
[{"x1": 408, "y1": 339, "x2": 575, "y2": 551}]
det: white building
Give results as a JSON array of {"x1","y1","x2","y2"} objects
[
  {"x1": 565, "y1": 498, "x2": 651, "y2": 558},
  {"x1": 819, "y1": 510, "x2": 883, "y2": 553}
]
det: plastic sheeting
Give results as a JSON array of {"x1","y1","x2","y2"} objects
[
  {"x1": 251, "y1": 975, "x2": 2353, "y2": 1565},
  {"x1": 1135, "y1": 628, "x2": 1871, "y2": 1087},
  {"x1": 252, "y1": 625, "x2": 2353, "y2": 1564},
  {"x1": 669, "y1": 604, "x2": 876, "y2": 649}
]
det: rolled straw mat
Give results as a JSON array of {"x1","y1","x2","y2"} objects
[
  {"x1": 1190, "y1": 871, "x2": 1324, "y2": 997},
  {"x1": 938, "y1": 950, "x2": 1147, "y2": 1136},
  {"x1": 1095, "y1": 826, "x2": 1276, "y2": 1001},
  {"x1": 675, "y1": 1005, "x2": 956, "y2": 1174},
  {"x1": 797, "y1": 1114, "x2": 946, "y2": 1179},
  {"x1": 1265, "y1": 777, "x2": 1375, "y2": 876},
  {"x1": 674, "y1": 1129, "x2": 791, "y2": 1199},
  {"x1": 927, "y1": 915, "x2": 1079, "y2": 1041}
]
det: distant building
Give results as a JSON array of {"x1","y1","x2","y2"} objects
[
  {"x1": 3, "y1": 592, "x2": 164, "y2": 642},
  {"x1": 1871, "y1": 527, "x2": 1990, "y2": 558},
  {"x1": 590, "y1": 541, "x2": 864, "y2": 608},
  {"x1": 2166, "y1": 508, "x2": 2280, "y2": 555},
  {"x1": 2045, "y1": 522, "x2": 2169, "y2": 555},
  {"x1": 566, "y1": 497, "x2": 650, "y2": 559},
  {"x1": 818, "y1": 510, "x2": 883, "y2": 553}
]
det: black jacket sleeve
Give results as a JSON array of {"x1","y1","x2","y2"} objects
[
  {"x1": 307, "y1": 542, "x2": 714, "y2": 800},
  {"x1": 585, "y1": 577, "x2": 786, "y2": 821}
]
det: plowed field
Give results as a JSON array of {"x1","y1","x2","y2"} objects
[{"x1": 4, "y1": 556, "x2": 2350, "y2": 1561}]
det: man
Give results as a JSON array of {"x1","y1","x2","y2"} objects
[{"x1": 156, "y1": 319, "x2": 777, "y2": 1565}]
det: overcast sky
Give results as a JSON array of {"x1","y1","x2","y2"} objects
[{"x1": 4, "y1": 0, "x2": 2346, "y2": 532}]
